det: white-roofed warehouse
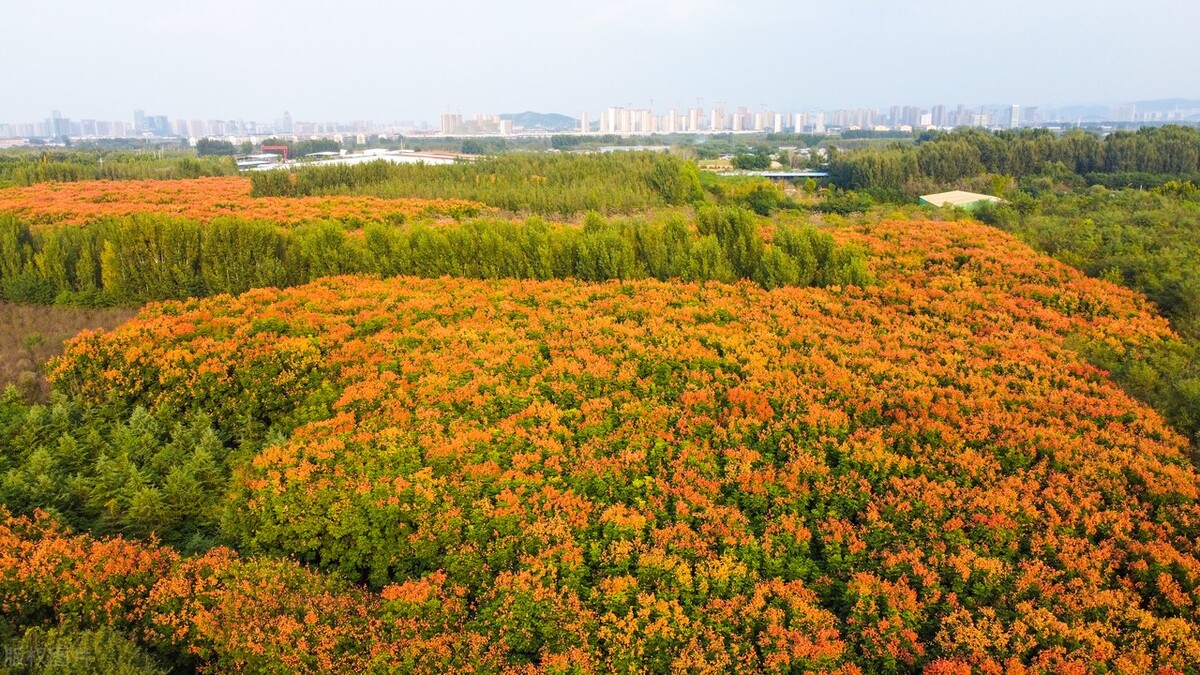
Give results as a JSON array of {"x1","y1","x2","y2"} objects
[{"x1": 918, "y1": 190, "x2": 1003, "y2": 211}]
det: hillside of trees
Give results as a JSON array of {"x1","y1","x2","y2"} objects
[
  {"x1": 963, "y1": 184, "x2": 1200, "y2": 444},
  {"x1": 813, "y1": 127, "x2": 1200, "y2": 446},
  {"x1": 3, "y1": 219, "x2": 1200, "y2": 671}
]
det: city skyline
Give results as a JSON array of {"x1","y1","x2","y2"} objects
[
  {"x1": 2, "y1": 0, "x2": 1198, "y2": 125},
  {"x1": 5, "y1": 96, "x2": 1199, "y2": 142}
]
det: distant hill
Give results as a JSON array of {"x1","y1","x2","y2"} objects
[{"x1": 499, "y1": 111, "x2": 579, "y2": 132}]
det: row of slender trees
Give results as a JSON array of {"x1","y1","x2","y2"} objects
[{"x1": 0, "y1": 208, "x2": 871, "y2": 306}]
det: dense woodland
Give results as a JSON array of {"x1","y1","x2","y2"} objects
[
  {"x1": 827, "y1": 125, "x2": 1200, "y2": 196},
  {"x1": 3, "y1": 134, "x2": 1200, "y2": 671}
]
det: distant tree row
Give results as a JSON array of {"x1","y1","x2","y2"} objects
[
  {"x1": 0, "y1": 150, "x2": 236, "y2": 187},
  {"x1": 0, "y1": 208, "x2": 871, "y2": 306},
  {"x1": 249, "y1": 152, "x2": 706, "y2": 216},
  {"x1": 460, "y1": 138, "x2": 508, "y2": 155},
  {"x1": 195, "y1": 138, "x2": 237, "y2": 156},
  {"x1": 550, "y1": 135, "x2": 667, "y2": 150},
  {"x1": 257, "y1": 137, "x2": 341, "y2": 158},
  {"x1": 731, "y1": 148, "x2": 772, "y2": 171},
  {"x1": 828, "y1": 125, "x2": 1200, "y2": 193}
]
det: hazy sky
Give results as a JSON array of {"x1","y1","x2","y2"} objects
[{"x1": 3, "y1": 0, "x2": 1198, "y2": 123}]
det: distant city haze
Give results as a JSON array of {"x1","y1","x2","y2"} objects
[{"x1": 2, "y1": 0, "x2": 1197, "y2": 124}]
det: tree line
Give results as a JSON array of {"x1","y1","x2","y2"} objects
[
  {"x1": 0, "y1": 207, "x2": 871, "y2": 306},
  {"x1": 256, "y1": 137, "x2": 342, "y2": 158},
  {"x1": 827, "y1": 125, "x2": 1200, "y2": 194},
  {"x1": 0, "y1": 150, "x2": 236, "y2": 187},
  {"x1": 249, "y1": 152, "x2": 707, "y2": 216}
]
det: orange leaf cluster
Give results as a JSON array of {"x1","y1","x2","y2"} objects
[{"x1": 0, "y1": 176, "x2": 490, "y2": 228}]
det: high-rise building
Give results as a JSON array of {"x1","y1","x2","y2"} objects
[
  {"x1": 955, "y1": 104, "x2": 968, "y2": 127},
  {"x1": 45, "y1": 110, "x2": 70, "y2": 139},
  {"x1": 439, "y1": 112, "x2": 462, "y2": 134},
  {"x1": 735, "y1": 107, "x2": 749, "y2": 131},
  {"x1": 149, "y1": 116, "x2": 171, "y2": 136},
  {"x1": 638, "y1": 109, "x2": 654, "y2": 133},
  {"x1": 580, "y1": 112, "x2": 589, "y2": 133},
  {"x1": 1009, "y1": 104, "x2": 1020, "y2": 128},
  {"x1": 931, "y1": 104, "x2": 946, "y2": 127}
]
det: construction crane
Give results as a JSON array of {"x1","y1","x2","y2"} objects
[{"x1": 261, "y1": 145, "x2": 289, "y2": 162}]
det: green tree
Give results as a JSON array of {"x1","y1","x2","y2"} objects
[
  {"x1": 461, "y1": 139, "x2": 487, "y2": 155},
  {"x1": 195, "y1": 138, "x2": 237, "y2": 157}
]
